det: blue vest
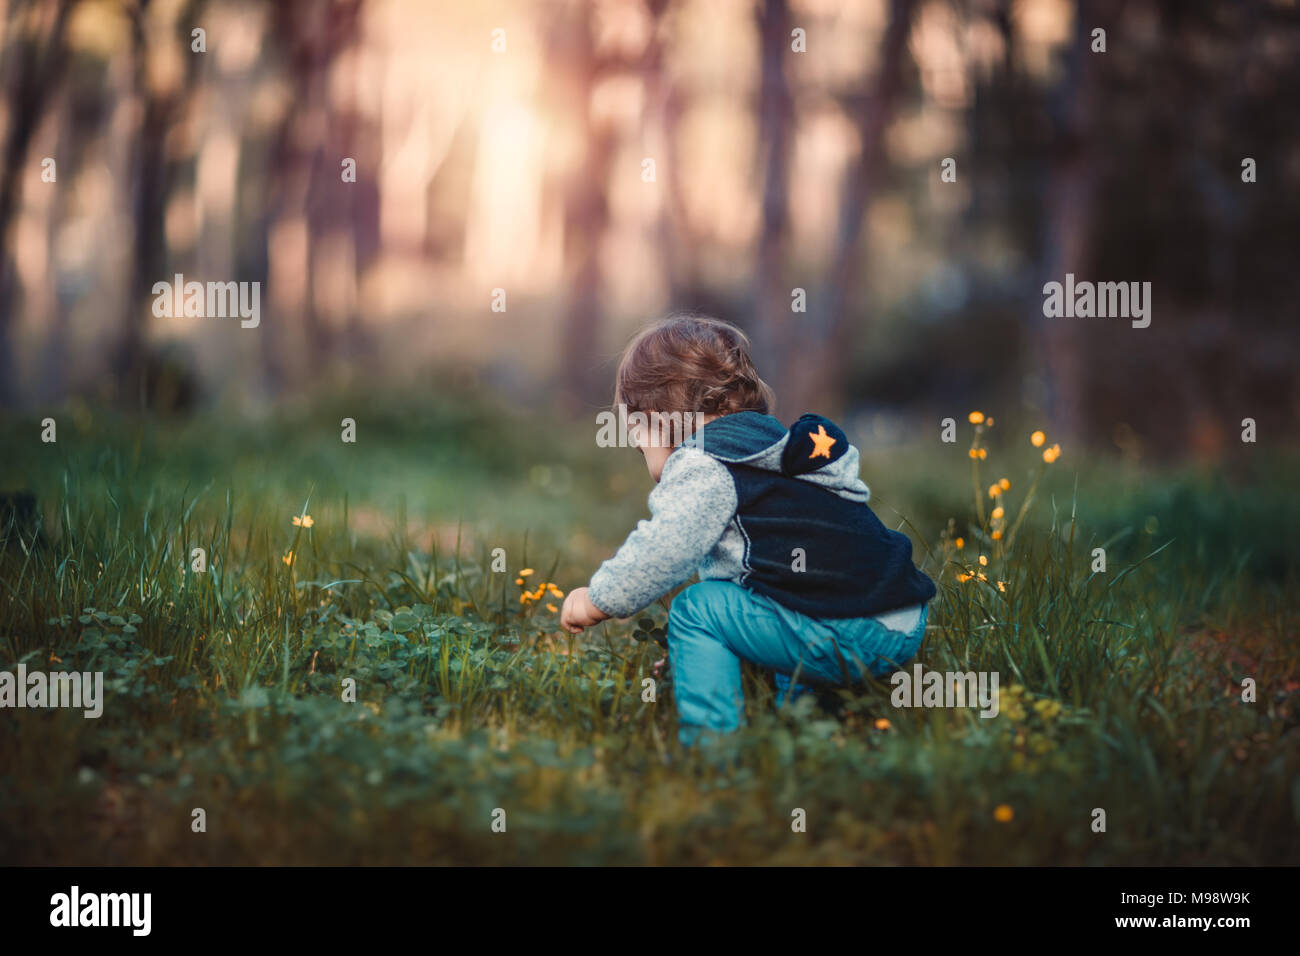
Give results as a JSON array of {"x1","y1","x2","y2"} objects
[{"x1": 685, "y1": 412, "x2": 936, "y2": 619}]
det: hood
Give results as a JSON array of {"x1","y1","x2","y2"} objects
[{"x1": 681, "y1": 411, "x2": 870, "y2": 503}]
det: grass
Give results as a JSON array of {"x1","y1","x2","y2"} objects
[{"x1": 1, "y1": 389, "x2": 1296, "y2": 865}]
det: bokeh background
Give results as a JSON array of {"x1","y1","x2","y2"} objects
[
  {"x1": 2, "y1": 0, "x2": 1297, "y2": 456},
  {"x1": 2, "y1": 0, "x2": 1299, "y2": 868}
]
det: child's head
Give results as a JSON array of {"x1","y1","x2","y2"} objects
[{"x1": 614, "y1": 312, "x2": 775, "y2": 480}]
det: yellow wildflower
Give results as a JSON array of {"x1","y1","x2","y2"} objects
[
  {"x1": 997, "y1": 580, "x2": 1007, "y2": 592},
  {"x1": 988, "y1": 484, "x2": 1001, "y2": 498},
  {"x1": 968, "y1": 448, "x2": 979, "y2": 459},
  {"x1": 992, "y1": 506, "x2": 1004, "y2": 520},
  {"x1": 992, "y1": 530, "x2": 1003, "y2": 540},
  {"x1": 292, "y1": 514, "x2": 314, "y2": 528},
  {"x1": 979, "y1": 554, "x2": 988, "y2": 566},
  {"x1": 1030, "y1": 430, "x2": 1046, "y2": 448},
  {"x1": 957, "y1": 573, "x2": 972, "y2": 583},
  {"x1": 994, "y1": 805, "x2": 1014, "y2": 823},
  {"x1": 977, "y1": 572, "x2": 988, "y2": 582},
  {"x1": 1043, "y1": 443, "x2": 1061, "y2": 464},
  {"x1": 548, "y1": 584, "x2": 564, "y2": 598},
  {"x1": 546, "y1": 603, "x2": 558, "y2": 612},
  {"x1": 999, "y1": 478, "x2": 1010, "y2": 490},
  {"x1": 520, "y1": 568, "x2": 535, "y2": 577},
  {"x1": 985, "y1": 417, "x2": 994, "y2": 427},
  {"x1": 282, "y1": 552, "x2": 295, "y2": 566},
  {"x1": 954, "y1": 537, "x2": 964, "y2": 549},
  {"x1": 875, "y1": 718, "x2": 892, "y2": 730},
  {"x1": 515, "y1": 577, "x2": 524, "y2": 585},
  {"x1": 968, "y1": 411, "x2": 984, "y2": 424}
]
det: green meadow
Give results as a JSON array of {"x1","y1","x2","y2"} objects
[{"x1": 1, "y1": 390, "x2": 1296, "y2": 865}]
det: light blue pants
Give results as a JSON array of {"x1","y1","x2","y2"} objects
[{"x1": 666, "y1": 580, "x2": 929, "y2": 748}]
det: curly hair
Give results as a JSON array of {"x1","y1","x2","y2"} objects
[{"x1": 613, "y1": 312, "x2": 776, "y2": 418}]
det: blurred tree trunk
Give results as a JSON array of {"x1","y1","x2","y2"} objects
[
  {"x1": 1029, "y1": 0, "x2": 1102, "y2": 444},
  {"x1": 782, "y1": 0, "x2": 916, "y2": 417},
  {"x1": 752, "y1": 0, "x2": 795, "y2": 414},
  {"x1": 0, "y1": 0, "x2": 77, "y2": 409},
  {"x1": 116, "y1": 0, "x2": 206, "y2": 409},
  {"x1": 37, "y1": 82, "x2": 76, "y2": 403},
  {"x1": 644, "y1": 0, "x2": 696, "y2": 309},
  {"x1": 261, "y1": 0, "x2": 364, "y2": 393},
  {"x1": 557, "y1": 2, "x2": 616, "y2": 414},
  {"x1": 339, "y1": 36, "x2": 379, "y2": 364}
]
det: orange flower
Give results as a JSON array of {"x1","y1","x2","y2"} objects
[
  {"x1": 1030, "y1": 431, "x2": 1046, "y2": 448},
  {"x1": 954, "y1": 537, "x2": 964, "y2": 549},
  {"x1": 997, "y1": 580, "x2": 1007, "y2": 593},
  {"x1": 282, "y1": 552, "x2": 295, "y2": 566},
  {"x1": 874, "y1": 718, "x2": 892, "y2": 730},
  {"x1": 546, "y1": 603, "x2": 558, "y2": 612},
  {"x1": 988, "y1": 484, "x2": 1002, "y2": 498},
  {"x1": 1043, "y1": 444, "x2": 1061, "y2": 464},
  {"x1": 991, "y1": 530, "x2": 1003, "y2": 540},
  {"x1": 957, "y1": 572, "x2": 972, "y2": 583},
  {"x1": 992, "y1": 506, "x2": 1004, "y2": 520},
  {"x1": 292, "y1": 514, "x2": 314, "y2": 528},
  {"x1": 999, "y1": 478, "x2": 1010, "y2": 491},
  {"x1": 979, "y1": 555, "x2": 988, "y2": 566},
  {"x1": 520, "y1": 568, "x2": 535, "y2": 577},
  {"x1": 994, "y1": 804, "x2": 1014, "y2": 822},
  {"x1": 968, "y1": 411, "x2": 984, "y2": 424}
]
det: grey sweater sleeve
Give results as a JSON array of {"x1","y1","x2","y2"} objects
[{"x1": 588, "y1": 447, "x2": 738, "y2": 618}]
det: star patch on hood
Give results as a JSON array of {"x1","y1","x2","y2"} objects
[
  {"x1": 781, "y1": 415, "x2": 848, "y2": 476},
  {"x1": 682, "y1": 411, "x2": 870, "y2": 503}
]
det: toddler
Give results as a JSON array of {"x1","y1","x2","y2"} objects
[{"x1": 560, "y1": 313, "x2": 936, "y2": 747}]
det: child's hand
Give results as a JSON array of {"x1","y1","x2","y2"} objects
[{"x1": 560, "y1": 586, "x2": 610, "y2": 634}]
